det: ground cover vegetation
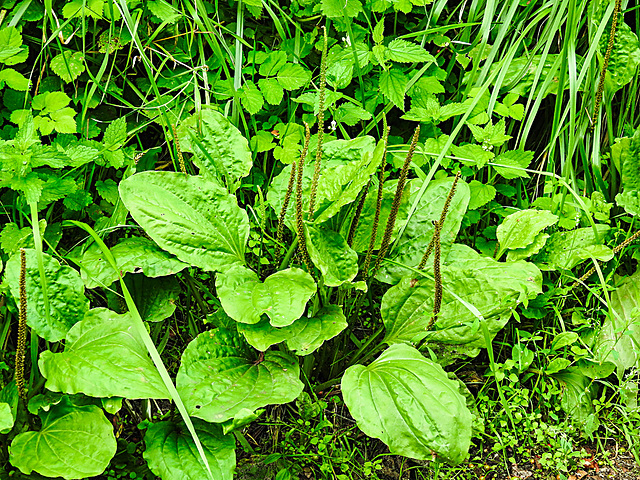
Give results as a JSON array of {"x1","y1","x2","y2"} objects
[{"x1": 0, "y1": 0, "x2": 639, "y2": 478}]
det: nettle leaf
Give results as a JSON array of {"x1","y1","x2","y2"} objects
[
  {"x1": 144, "y1": 419, "x2": 235, "y2": 480},
  {"x1": 258, "y1": 77, "x2": 284, "y2": 105},
  {"x1": 39, "y1": 308, "x2": 170, "y2": 399},
  {"x1": 467, "y1": 180, "x2": 496, "y2": 210},
  {"x1": 9, "y1": 397, "x2": 116, "y2": 479},
  {"x1": 377, "y1": 177, "x2": 470, "y2": 284},
  {"x1": 103, "y1": 116, "x2": 127, "y2": 149},
  {"x1": 305, "y1": 223, "x2": 358, "y2": 287},
  {"x1": 493, "y1": 149, "x2": 533, "y2": 179},
  {"x1": 596, "y1": 268, "x2": 640, "y2": 376},
  {"x1": 326, "y1": 61, "x2": 354, "y2": 89},
  {"x1": 467, "y1": 119, "x2": 511, "y2": 147},
  {"x1": 277, "y1": 63, "x2": 311, "y2": 90},
  {"x1": 177, "y1": 108, "x2": 253, "y2": 186},
  {"x1": 539, "y1": 224, "x2": 612, "y2": 270},
  {"x1": 176, "y1": 327, "x2": 304, "y2": 423},
  {"x1": 333, "y1": 102, "x2": 372, "y2": 125},
  {"x1": 385, "y1": 39, "x2": 435, "y2": 64},
  {"x1": 450, "y1": 143, "x2": 494, "y2": 169},
  {"x1": 216, "y1": 266, "x2": 316, "y2": 327},
  {"x1": 50, "y1": 51, "x2": 85, "y2": 83},
  {"x1": 5, "y1": 249, "x2": 89, "y2": 342},
  {"x1": 342, "y1": 344, "x2": 472, "y2": 465},
  {"x1": 321, "y1": 0, "x2": 362, "y2": 17},
  {"x1": 119, "y1": 171, "x2": 249, "y2": 272},
  {"x1": 62, "y1": 0, "x2": 104, "y2": 19},
  {"x1": 383, "y1": 244, "x2": 542, "y2": 347},
  {"x1": 147, "y1": 0, "x2": 182, "y2": 23},
  {"x1": 379, "y1": 68, "x2": 408, "y2": 110},
  {"x1": 80, "y1": 236, "x2": 187, "y2": 288},
  {"x1": 496, "y1": 209, "x2": 558, "y2": 258},
  {"x1": 95, "y1": 178, "x2": 119, "y2": 204},
  {"x1": 240, "y1": 80, "x2": 264, "y2": 115},
  {"x1": 238, "y1": 305, "x2": 347, "y2": 354},
  {"x1": 0, "y1": 68, "x2": 29, "y2": 90},
  {"x1": 259, "y1": 51, "x2": 287, "y2": 76}
]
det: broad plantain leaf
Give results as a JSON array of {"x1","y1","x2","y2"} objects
[
  {"x1": 39, "y1": 308, "x2": 170, "y2": 399},
  {"x1": 237, "y1": 305, "x2": 347, "y2": 354},
  {"x1": 0, "y1": 381, "x2": 17, "y2": 434},
  {"x1": 176, "y1": 108, "x2": 252, "y2": 188},
  {"x1": 176, "y1": 327, "x2": 304, "y2": 423},
  {"x1": 125, "y1": 274, "x2": 180, "y2": 322},
  {"x1": 377, "y1": 177, "x2": 470, "y2": 284},
  {"x1": 551, "y1": 367, "x2": 599, "y2": 436},
  {"x1": 383, "y1": 244, "x2": 542, "y2": 347},
  {"x1": 596, "y1": 268, "x2": 640, "y2": 377},
  {"x1": 305, "y1": 223, "x2": 358, "y2": 287},
  {"x1": 119, "y1": 171, "x2": 249, "y2": 272},
  {"x1": 80, "y1": 236, "x2": 188, "y2": 289},
  {"x1": 216, "y1": 266, "x2": 316, "y2": 327},
  {"x1": 144, "y1": 419, "x2": 236, "y2": 480},
  {"x1": 9, "y1": 397, "x2": 116, "y2": 479},
  {"x1": 5, "y1": 249, "x2": 89, "y2": 342},
  {"x1": 496, "y1": 209, "x2": 558, "y2": 258},
  {"x1": 342, "y1": 344, "x2": 472, "y2": 465},
  {"x1": 538, "y1": 224, "x2": 612, "y2": 270},
  {"x1": 614, "y1": 127, "x2": 640, "y2": 216}
]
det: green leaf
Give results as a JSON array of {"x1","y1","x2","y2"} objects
[
  {"x1": 50, "y1": 51, "x2": 85, "y2": 83},
  {"x1": 216, "y1": 266, "x2": 316, "y2": 327},
  {"x1": 377, "y1": 177, "x2": 470, "y2": 284},
  {"x1": 551, "y1": 368, "x2": 599, "y2": 435},
  {"x1": 259, "y1": 51, "x2": 287, "y2": 76},
  {"x1": 493, "y1": 149, "x2": 533, "y2": 179},
  {"x1": 144, "y1": 419, "x2": 235, "y2": 480},
  {"x1": 95, "y1": 178, "x2": 119, "y2": 204},
  {"x1": 238, "y1": 305, "x2": 347, "y2": 354},
  {"x1": 505, "y1": 232, "x2": 549, "y2": 262},
  {"x1": 147, "y1": 0, "x2": 182, "y2": 23},
  {"x1": 38, "y1": 309, "x2": 171, "y2": 399},
  {"x1": 467, "y1": 119, "x2": 511, "y2": 147},
  {"x1": 119, "y1": 171, "x2": 249, "y2": 272},
  {"x1": 0, "y1": 27, "x2": 27, "y2": 65},
  {"x1": 539, "y1": 225, "x2": 612, "y2": 270},
  {"x1": 321, "y1": 0, "x2": 362, "y2": 17},
  {"x1": 5, "y1": 249, "x2": 89, "y2": 342},
  {"x1": 385, "y1": 39, "x2": 435, "y2": 63},
  {"x1": 379, "y1": 68, "x2": 407, "y2": 110},
  {"x1": 382, "y1": 244, "x2": 542, "y2": 347},
  {"x1": 614, "y1": 127, "x2": 640, "y2": 216},
  {"x1": 176, "y1": 327, "x2": 304, "y2": 422},
  {"x1": 9, "y1": 397, "x2": 116, "y2": 479},
  {"x1": 125, "y1": 274, "x2": 180, "y2": 323},
  {"x1": 177, "y1": 108, "x2": 253, "y2": 186},
  {"x1": 239, "y1": 80, "x2": 264, "y2": 115},
  {"x1": 0, "y1": 381, "x2": 18, "y2": 434},
  {"x1": 103, "y1": 116, "x2": 127, "y2": 149},
  {"x1": 62, "y1": 188, "x2": 91, "y2": 210},
  {"x1": 0, "y1": 402, "x2": 13, "y2": 434},
  {"x1": 333, "y1": 102, "x2": 372, "y2": 125},
  {"x1": 259, "y1": 77, "x2": 284, "y2": 105},
  {"x1": 596, "y1": 268, "x2": 640, "y2": 375},
  {"x1": 305, "y1": 224, "x2": 358, "y2": 287},
  {"x1": 342, "y1": 344, "x2": 472, "y2": 464},
  {"x1": 467, "y1": 180, "x2": 495, "y2": 210},
  {"x1": 551, "y1": 332, "x2": 579, "y2": 351},
  {"x1": 496, "y1": 209, "x2": 558, "y2": 258},
  {"x1": 80, "y1": 236, "x2": 188, "y2": 288},
  {"x1": 277, "y1": 63, "x2": 311, "y2": 90},
  {"x1": 0, "y1": 68, "x2": 29, "y2": 90},
  {"x1": 62, "y1": 0, "x2": 104, "y2": 18},
  {"x1": 450, "y1": 143, "x2": 494, "y2": 169}
]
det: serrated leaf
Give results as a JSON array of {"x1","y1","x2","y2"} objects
[
  {"x1": 62, "y1": 0, "x2": 104, "y2": 18},
  {"x1": 176, "y1": 327, "x2": 304, "y2": 422},
  {"x1": 240, "y1": 80, "x2": 264, "y2": 115},
  {"x1": 95, "y1": 178, "x2": 118, "y2": 204},
  {"x1": 493, "y1": 149, "x2": 533, "y2": 179},
  {"x1": 119, "y1": 171, "x2": 250, "y2": 272},
  {"x1": 144, "y1": 419, "x2": 235, "y2": 480},
  {"x1": 216, "y1": 265, "x2": 316, "y2": 327},
  {"x1": 0, "y1": 68, "x2": 29, "y2": 90},
  {"x1": 38, "y1": 308, "x2": 170, "y2": 399},
  {"x1": 9, "y1": 397, "x2": 116, "y2": 479},
  {"x1": 321, "y1": 0, "x2": 362, "y2": 17},
  {"x1": 467, "y1": 180, "x2": 495, "y2": 210},
  {"x1": 147, "y1": 0, "x2": 182, "y2": 23},
  {"x1": 259, "y1": 51, "x2": 287, "y2": 76},
  {"x1": 50, "y1": 51, "x2": 85, "y2": 83},
  {"x1": 258, "y1": 77, "x2": 284, "y2": 105},
  {"x1": 333, "y1": 103, "x2": 372, "y2": 126},
  {"x1": 103, "y1": 117, "x2": 127, "y2": 150},
  {"x1": 277, "y1": 63, "x2": 311, "y2": 90},
  {"x1": 342, "y1": 344, "x2": 472, "y2": 464},
  {"x1": 62, "y1": 188, "x2": 91, "y2": 210},
  {"x1": 379, "y1": 68, "x2": 407, "y2": 110},
  {"x1": 385, "y1": 39, "x2": 435, "y2": 63},
  {"x1": 450, "y1": 143, "x2": 494, "y2": 169},
  {"x1": 5, "y1": 249, "x2": 89, "y2": 342}
]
